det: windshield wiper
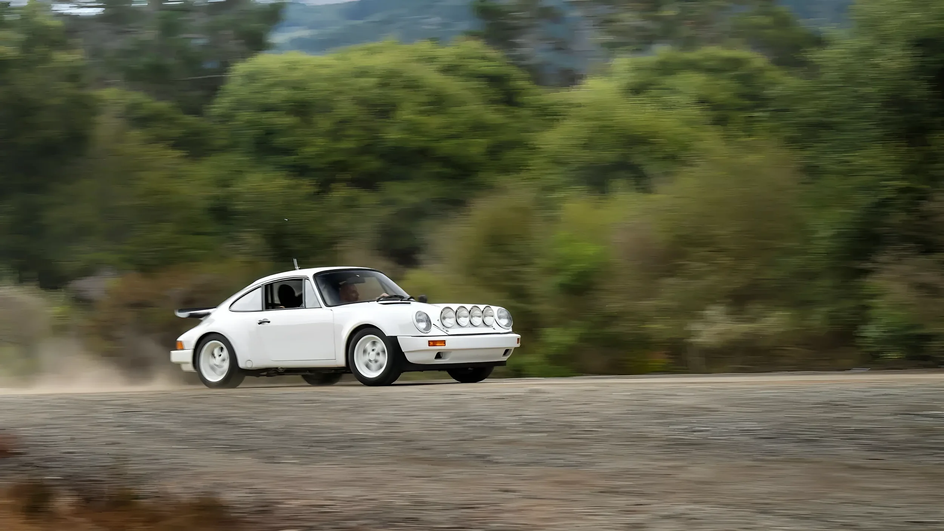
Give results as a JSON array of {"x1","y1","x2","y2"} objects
[{"x1": 376, "y1": 294, "x2": 408, "y2": 302}]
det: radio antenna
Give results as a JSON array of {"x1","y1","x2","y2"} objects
[{"x1": 284, "y1": 217, "x2": 300, "y2": 270}]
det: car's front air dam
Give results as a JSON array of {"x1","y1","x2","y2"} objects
[{"x1": 397, "y1": 333, "x2": 520, "y2": 365}]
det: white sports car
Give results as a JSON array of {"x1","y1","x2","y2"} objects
[{"x1": 170, "y1": 267, "x2": 519, "y2": 388}]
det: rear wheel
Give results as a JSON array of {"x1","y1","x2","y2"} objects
[
  {"x1": 301, "y1": 373, "x2": 343, "y2": 386},
  {"x1": 447, "y1": 366, "x2": 494, "y2": 384},
  {"x1": 347, "y1": 328, "x2": 402, "y2": 386},
  {"x1": 194, "y1": 334, "x2": 244, "y2": 389}
]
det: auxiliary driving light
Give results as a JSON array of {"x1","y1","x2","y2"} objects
[
  {"x1": 456, "y1": 306, "x2": 470, "y2": 327},
  {"x1": 483, "y1": 306, "x2": 495, "y2": 326},
  {"x1": 470, "y1": 306, "x2": 483, "y2": 326},
  {"x1": 441, "y1": 307, "x2": 456, "y2": 328}
]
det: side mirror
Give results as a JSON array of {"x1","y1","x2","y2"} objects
[{"x1": 418, "y1": 294, "x2": 428, "y2": 303}]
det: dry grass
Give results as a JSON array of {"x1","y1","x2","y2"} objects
[{"x1": 1, "y1": 477, "x2": 242, "y2": 531}]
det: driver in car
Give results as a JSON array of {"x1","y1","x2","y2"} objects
[
  {"x1": 338, "y1": 278, "x2": 388, "y2": 304},
  {"x1": 339, "y1": 280, "x2": 359, "y2": 303}
]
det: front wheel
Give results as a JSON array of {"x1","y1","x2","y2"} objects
[
  {"x1": 447, "y1": 366, "x2": 494, "y2": 384},
  {"x1": 301, "y1": 373, "x2": 343, "y2": 386},
  {"x1": 194, "y1": 334, "x2": 245, "y2": 389},
  {"x1": 347, "y1": 328, "x2": 402, "y2": 386}
]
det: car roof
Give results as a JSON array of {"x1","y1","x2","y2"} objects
[{"x1": 252, "y1": 266, "x2": 375, "y2": 285}]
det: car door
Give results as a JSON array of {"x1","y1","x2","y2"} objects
[{"x1": 256, "y1": 277, "x2": 336, "y2": 362}]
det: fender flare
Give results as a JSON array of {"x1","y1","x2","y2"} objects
[
  {"x1": 341, "y1": 322, "x2": 400, "y2": 367},
  {"x1": 192, "y1": 331, "x2": 241, "y2": 368}
]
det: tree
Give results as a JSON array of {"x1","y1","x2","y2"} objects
[
  {"x1": 569, "y1": 0, "x2": 757, "y2": 53},
  {"x1": 731, "y1": 2, "x2": 826, "y2": 68},
  {"x1": 468, "y1": 0, "x2": 591, "y2": 86},
  {"x1": 61, "y1": 0, "x2": 285, "y2": 114},
  {"x1": 570, "y1": 0, "x2": 825, "y2": 66},
  {"x1": 42, "y1": 107, "x2": 220, "y2": 277},
  {"x1": 96, "y1": 88, "x2": 220, "y2": 157},
  {"x1": 614, "y1": 139, "x2": 808, "y2": 372},
  {"x1": 858, "y1": 197, "x2": 944, "y2": 364},
  {"x1": 0, "y1": 1, "x2": 98, "y2": 286},
  {"x1": 533, "y1": 75, "x2": 713, "y2": 194},
  {"x1": 610, "y1": 46, "x2": 795, "y2": 136},
  {"x1": 778, "y1": 0, "x2": 944, "y2": 351},
  {"x1": 210, "y1": 39, "x2": 547, "y2": 266}
]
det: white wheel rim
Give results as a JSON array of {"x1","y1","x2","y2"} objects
[
  {"x1": 353, "y1": 335, "x2": 387, "y2": 379},
  {"x1": 199, "y1": 340, "x2": 230, "y2": 383}
]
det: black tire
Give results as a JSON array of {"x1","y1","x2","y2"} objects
[
  {"x1": 346, "y1": 327, "x2": 402, "y2": 386},
  {"x1": 193, "y1": 333, "x2": 245, "y2": 389},
  {"x1": 301, "y1": 373, "x2": 343, "y2": 386},
  {"x1": 447, "y1": 366, "x2": 494, "y2": 384}
]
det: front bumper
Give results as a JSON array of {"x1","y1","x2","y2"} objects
[
  {"x1": 170, "y1": 349, "x2": 195, "y2": 372},
  {"x1": 397, "y1": 333, "x2": 520, "y2": 365}
]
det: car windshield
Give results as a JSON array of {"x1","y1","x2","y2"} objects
[{"x1": 314, "y1": 269, "x2": 410, "y2": 307}]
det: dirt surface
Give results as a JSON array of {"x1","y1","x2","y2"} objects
[{"x1": 2, "y1": 372, "x2": 944, "y2": 530}]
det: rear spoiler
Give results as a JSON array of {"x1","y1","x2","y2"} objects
[{"x1": 175, "y1": 307, "x2": 216, "y2": 319}]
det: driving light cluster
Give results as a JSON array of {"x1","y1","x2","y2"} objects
[{"x1": 440, "y1": 306, "x2": 512, "y2": 329}]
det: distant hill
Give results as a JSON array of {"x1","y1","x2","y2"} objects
[
  {"x1": 271, "y1": 0, "x2": 477, "y2": 54},
  {"x1": 295, "y1": 0, "x2": 357, "y2": 4},
  {"x1": 780, "y1": 0, "x2": 853, "y2": 26},
  {"x1": 271, "y1": 0, "x2": 853, "y2": 57}
]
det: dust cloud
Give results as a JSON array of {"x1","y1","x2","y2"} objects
[{"x1": 0, "y1": 337, "x2": 187, "y2": 396}]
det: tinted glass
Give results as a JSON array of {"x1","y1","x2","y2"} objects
[
  {"x1": 314, "y1": 269, "x2": 408, "y2": 306},
  {"x1": 266, "y1": 279, "x2": 304, "y2": 309}
]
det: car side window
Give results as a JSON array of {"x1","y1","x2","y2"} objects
[
  {"x1": 304, "y1": 278, "x2": 321, "y2": 309},
  {"x1": 265, "y1": 279, "x2": 304, "y2": 310},
  {"x1": 230, "y1": 287, "x2": 262, "y2": 312}
]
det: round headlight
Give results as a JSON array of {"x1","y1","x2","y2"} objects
[
  {"x1": 483, "y1": 306, "x2": 495, "y2": 326},
  {"x1": 496, "y1": 307, "x2": 513, "y2": 329},
  {"x1": 413, "y1": 311, "x2": 432, "y2": 333},
  {"x1": 470, "y1": 306, "x2": 483, "y2": 326},
  {"x1": 456, "y1": 306, "x2": 470, "y2": 327},
  {"x1": 440, "y1": 307, "x2": 456, "y2": 328}
]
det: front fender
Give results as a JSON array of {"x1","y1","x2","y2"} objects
[
  {"x1": 333, "y1": 303, "x2": 427, "y2": 360},
  {"x1": 340, "y1": 319, "x2": 401, "y2": 342}
]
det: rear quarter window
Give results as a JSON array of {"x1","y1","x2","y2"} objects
[{"x1": 230, "y1": 287, "x2": 262, "y2": 312}]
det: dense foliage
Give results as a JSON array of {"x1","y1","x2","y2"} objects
[
  {"x1": 1, "y1": 0, "x2": 942, "y2": 379},
  {"x1": 68, "y1": 0, "x2": 285, "y2": 114},
  {"x1": 272, "y1": 0, "x2": 849, "y2": 85}
]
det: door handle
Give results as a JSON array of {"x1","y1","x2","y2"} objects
[{"x1": 257, "y1": 318, "x2": 270, "y2": 325}]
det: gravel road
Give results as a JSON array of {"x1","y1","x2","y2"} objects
[{"x1": 2, "y1": 372, "x2": 944, "y2": 530}]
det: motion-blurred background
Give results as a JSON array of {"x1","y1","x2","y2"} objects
[{"x1": 1, "y1": 0, "x2": 941, "y2": 382}]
